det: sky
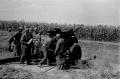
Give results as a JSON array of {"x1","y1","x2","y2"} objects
[{"x1": 0, "y1": 0, "x2": 119, "y2": 25}]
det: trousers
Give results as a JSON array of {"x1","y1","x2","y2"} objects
[
  {"x1": 20, "y1": 46, "x2": 32, "y2": 64},
  {"x1": 14, "y1": 44, "x2": 21, "y2": 56}
]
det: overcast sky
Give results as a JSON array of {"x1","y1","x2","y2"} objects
[{"x1": 0, "y1": 0, "x2": 119, "y2": 25}]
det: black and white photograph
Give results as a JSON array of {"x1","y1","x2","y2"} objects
[{"x1": 0, "y1": 0, "x2": 119, "y2": 79}]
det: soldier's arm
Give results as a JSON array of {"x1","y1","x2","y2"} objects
[
  {"x1": 43, "y1": 40, "x2": 51, "y2": 49},
  {"x1": 8, "y1": 32, "x2": 18, "y2": 44}
]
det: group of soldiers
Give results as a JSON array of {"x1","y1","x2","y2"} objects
[{"x1": 8, "y1": 27, "x2": 82, "y2": 70}]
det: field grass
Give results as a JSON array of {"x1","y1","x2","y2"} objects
[
  {"x1": 0, "y1": 31, "x2": 15, "y2": 59},
  {"x1": 0, "y1": 30, "x2": 120, "y2": 79}
]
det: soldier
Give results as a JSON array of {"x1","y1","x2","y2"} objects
[
  {"x1": 54, "y1": 32, "x2": 71, "y2": 70},
  {"x1": 33, "y1": 28, "x2": 42, "y2": 54},
  {"x1": 66, "y1": 29, "x2": 82, "y2": 66},
  {"x1": 38, "y1": 30, "x2": 57, "y2": 66},
  {"x1": 20, "y1": 28, "x2": 33, "y2": 65},
  {"x1": 54, "y1": 30, "x2": 79, "y2": 70},
  {"x1": 8, "y1": 27, "x2": 23, "y2": 56}
]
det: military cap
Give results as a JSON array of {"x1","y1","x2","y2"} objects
[
  {"x1": 66, "y1": 28, "x2": 75, "y2": 36},
  {"x1": 60, "y1": 32, "x2": 70, "y2": 38},
  {"x1": 54, "y1": 28, "x2": 61, "y2": 34},
  {"x1": 47, "y1": 30, "x2": 56, "y2": 36}
]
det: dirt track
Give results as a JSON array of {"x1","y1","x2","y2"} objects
[{"x1": 0, "y1": 53, "x2": 120, "y2": 79}]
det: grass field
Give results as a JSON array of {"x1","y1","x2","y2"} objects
[{"x1": 0, "y1": 30, "x2": 120, "y2": 79}]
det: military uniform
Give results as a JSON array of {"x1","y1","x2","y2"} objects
[
  {"x1": 9, "y1": 30, "x2": 22, "y2": 56},
  {"x1": 47, "y1": 37, "x2": 57, "y2": 64},
  {"x1": 20, "y1": 30, "x2": 33, "y2": 65}
]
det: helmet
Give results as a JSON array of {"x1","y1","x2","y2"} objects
[
  {"x1": 54, "y1": 28, "x2": 61, "y2": 34},
  {"x1": 66, "y1": 28, "x2": 75, "y2": 36}
]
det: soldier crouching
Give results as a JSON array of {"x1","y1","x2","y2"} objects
[
  {"x1": 54, "y1": 32, "x2": 71, "y2": 70},
  {"x1": 38, "y1": 30, "x2": 57, "y2": 66}
]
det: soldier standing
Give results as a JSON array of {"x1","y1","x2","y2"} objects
[
  {"x1": 20, "y1": 28, "x2": 33, "y2": 65},
  {"x1": 8, "y1": 27, "x2": 23, "y2": 56},
  {"x1": 38, "y1": 30, "x2": 57, "y2": 66}
]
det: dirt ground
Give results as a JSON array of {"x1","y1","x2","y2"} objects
[
  {"x1": 0, "y1": 31, "x2": 120, "y2": 79},
  {"x1": 0, "y1": 57, "x2": 119, "y2": 79}
]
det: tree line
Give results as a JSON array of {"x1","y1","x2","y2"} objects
[{"x1": 0, "y1": 20, "x2": 120, "y2": 42}]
